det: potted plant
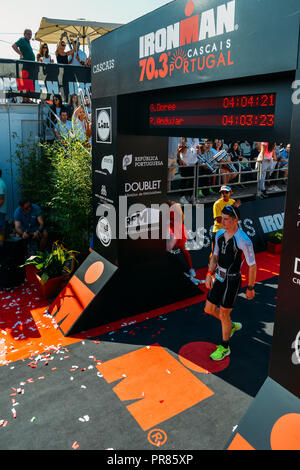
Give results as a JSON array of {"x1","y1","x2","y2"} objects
[
  {"x1": 267, "y1": 230, "x2": 283, "y2": 254},
  {"x1": 21, "y1": 242, "x2": 78, "y2": 299}
]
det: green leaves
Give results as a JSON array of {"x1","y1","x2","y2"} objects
[
  {"x1": 21, "y1": 243, "x2": 78, "y2": 281},
  {"x1": 13, "y1": 133, "x2": 93, "y2": 253},
  {"x1": 46, "y1": 139, "x2": 93, "y2": 252}
]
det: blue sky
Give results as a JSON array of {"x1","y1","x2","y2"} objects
[{"x1": 0, "y1": 0, "x2": 172, "y2": 59}]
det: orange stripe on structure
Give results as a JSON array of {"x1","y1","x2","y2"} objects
[
  {"x1": 49, "y1": 275, "x2": 95, "y2": 335},
  {"x1": 98, "y1": 344, "x2": 214, "y2": 431},
  {"x1": 227, "y1": 433, "x2": 255, "y2": 450}
]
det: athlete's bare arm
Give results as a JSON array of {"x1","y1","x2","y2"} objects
[
  {"x1": 206, "y1": 254, "x2": 218, "y2": 290},
  {"x1": 246, "y1": 264, "x2": 257, "y2": 299}
]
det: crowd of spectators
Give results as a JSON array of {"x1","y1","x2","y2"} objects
[
  {"x1": 12, "y1": 29, "x2": 90, "y2": 66},
  {"x1": 170, "y1": 138, "x2": 290, "y2": 203},
  {"x1": 49, "y1": 92, "x2": 91, "y2": 145}
]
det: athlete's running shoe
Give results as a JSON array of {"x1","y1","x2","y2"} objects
[
  {"x1": 230, "y1": 322, "x2": 242, "y2": 338},
  {"x1": 210, "y1": 345, "x2": 231, "y2": 361}
]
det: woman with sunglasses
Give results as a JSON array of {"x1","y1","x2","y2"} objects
[
  {"x1": 37, "y1": 43, "x2": 54, "y2": 63},
  {"x1": 55, "y1": 36, "x2": 75, "y2": 64},
  {"x1": 204, "y1": 204, "x2": 256, "y2": 361},
  {"x1": 67, "y1": 94, "x2": 79, "y2": 119},
  {"x1": 49, "y1": 94, "x2": 63, "y2": 127}
]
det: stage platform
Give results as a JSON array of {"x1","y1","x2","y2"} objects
[{"x1": 0, "y1": 252, "x2": 280, "y2": 450}]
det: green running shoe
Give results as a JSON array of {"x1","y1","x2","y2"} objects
[
  {"x1": 210, "y1": 345, "x2": 231, "y2": 361},
  {"x1": 230, "y1": 322, "x2": 242, "y2": 338}
]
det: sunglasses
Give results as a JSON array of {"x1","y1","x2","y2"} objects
[{"x1": 61, "y1": 43, "x2": 66, "y2": 46}]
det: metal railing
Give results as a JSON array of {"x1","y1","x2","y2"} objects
[{"x1": 167, "y1": 159, "x2": 288, "y2": 202}]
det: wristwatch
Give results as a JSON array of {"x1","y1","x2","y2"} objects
[{"x1": 247, "y1": 285, "x2": 255, "y2": 291}]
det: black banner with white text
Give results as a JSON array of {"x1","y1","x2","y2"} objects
[{"x1": 0, "y1": 58, "x2": 91, "y2": 102}]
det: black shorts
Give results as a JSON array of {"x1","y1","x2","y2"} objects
[{"x1": 207, "y1": 274, "x2": 241, "y2": 309}]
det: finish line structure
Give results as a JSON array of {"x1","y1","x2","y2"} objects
[{"x1": 48, "y1": 0, "x2": 300, "y2": 449}]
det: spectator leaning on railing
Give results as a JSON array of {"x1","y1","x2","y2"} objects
[
  {"x1": 37, "y1": 43, "x2": 54, "y2": 63},
  {"x1": 12, "y1": 29, "x2": 35, "y2": 61}
]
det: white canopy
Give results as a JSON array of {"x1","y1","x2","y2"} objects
[{"x1": 35, "y1": 17, "x2": 123, "y2": 50}]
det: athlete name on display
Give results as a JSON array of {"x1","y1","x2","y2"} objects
[{"x1": 149, "y1": 93, "x2": 276, "y2": 129}]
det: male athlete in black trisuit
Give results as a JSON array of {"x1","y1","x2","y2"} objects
[{"x1": 204, "y1": 205, "x2": 257, "y2": 361}]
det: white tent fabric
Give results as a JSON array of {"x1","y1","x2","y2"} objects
[{"x1": 35, "y1": 17, "x2": 123, "y2": 50}]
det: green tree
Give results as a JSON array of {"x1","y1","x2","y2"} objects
[{"x1": 45, "y1": 139, "x2": 93, "y2": 252}]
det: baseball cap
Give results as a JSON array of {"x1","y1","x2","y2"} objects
[
  {"x1": 219, "y1": 185, "x2": 231, "y2": 193},
  {"x1": 222, "y1": 204, "x2": 240, "y2": 219}
]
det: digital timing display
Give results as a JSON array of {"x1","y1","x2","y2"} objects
[{"x1": 149, "y1": 93, "x2": 276, "y2": 129}]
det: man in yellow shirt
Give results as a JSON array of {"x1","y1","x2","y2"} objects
[{"x1": 212, "y1": 186, "x2": 241, "y2": 250}]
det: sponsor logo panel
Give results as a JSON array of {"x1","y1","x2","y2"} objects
[{"x1": 96, "y1": 107, "x2": 112, "y2": 144}]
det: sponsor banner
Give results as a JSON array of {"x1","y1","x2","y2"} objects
[
  {"x1": 92, "y1": 0, "x2": 300, "y2": 98},
  {"x1": 0, "y1": 58, "x2": 91, "y2": 101},
  {"x1": 92, "y1": 96, "x2": 118, "y2": 264},
  {"x1": 118, "y1": 135, "x2": 167, "y2": 202},
  {"x1": 92, "y1": 132, "x2": 169, "y2": 265},
  {"x1": 117, "y1": 135, "x2": 169, "y2": 265}
]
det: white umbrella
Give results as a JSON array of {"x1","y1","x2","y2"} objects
[{"x1": 35, "y1": 17, "x2": 123, "y2": 52}]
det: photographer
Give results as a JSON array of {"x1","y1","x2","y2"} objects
[{"x1": 14, "y1": 198, "x2": 48, "y2": 251}]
